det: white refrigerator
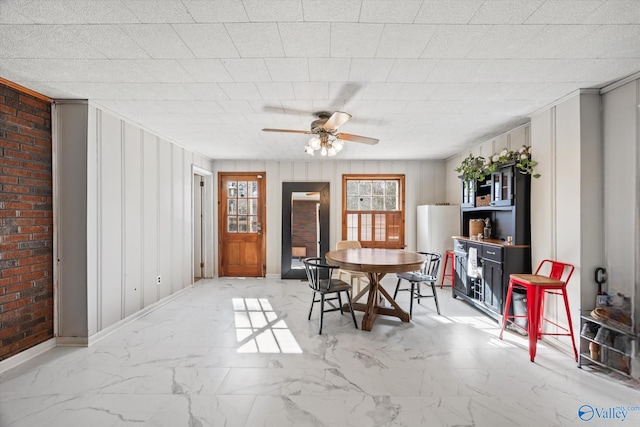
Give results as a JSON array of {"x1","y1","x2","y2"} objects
[{"x1": 416, "y1": 205, "x2": 461, "y2": 284}]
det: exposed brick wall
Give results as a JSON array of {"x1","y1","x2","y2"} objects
[
  {"x1": 0, "y1": 82, "x2": 53, "y2": 360},
  {"x1": 291, "y1": 200, "x2": 318, "y2": 257}
]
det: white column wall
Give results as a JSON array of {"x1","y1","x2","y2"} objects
[
  {"x1": 55, "y1": 101, "x2": 214, "y2": 341},
  {"x1": 529, "y1": 91, "x2": 604, "y2": 351}
]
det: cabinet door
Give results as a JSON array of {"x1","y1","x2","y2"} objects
[
  {"x1": 453, "y1": 241, "x2": 469, "y2": 296},
  {"x1": 461, "y1": 180, "x2": 475, "y2": 207},
  {"x1": 482, "y1": 258, "x2": 503, "y2": 313},
  {"x1": 491, "y1": 168, "x2": 513, "y2": 206}
]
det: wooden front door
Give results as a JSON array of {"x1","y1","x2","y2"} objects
[{"x1": 218, "y1": 172, "x2": 266, "y2": 277}]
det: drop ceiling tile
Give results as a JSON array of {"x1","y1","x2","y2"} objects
[
  {"x1": 265, "y1": 58, "x2": 310, "y2": 81},
  {"x1": 292, "y1": 82, "x2": 329, "y2": 100},
  {"x1": 308, "y1": 58, "x2": 352, "y2": 81},
  {"x1": 415, "y1": 0, "x2": 484, "y2": 24},
  {"x1": 172, "y1": 24, "x2": 239, "y2": 58},
  {"x1": 179, "y1": 59, "x2": 233, "y2": 82},
  {"x1": 525, "y1": 0, "x2": 606, "y2": 24},
  {"x1": 559, "y1": 25, "x2": 640, "y2": 59},
  {"x1": 330, "y1": 23, "x2": 384, "y2": 58},
  {"x1": 329, "y1": 82, "x2": 364, "y2": 103},
  {"x1": 72, "y1": 25, "x2": 150, "y2": 59},
  {"x1": 0, "y1": 26, "x2": 57, "y2": 58},
  {"x1": 10, "y1": 0, "x2": 139, "y2": 24},
  {"x1": 145, "y1": 83, "x2": 196, "y2": 100},
  {"x1": 427, "y1": 59, "x2": 523, "y2": 83},
  {"x1": 219, "y1": 83, "x2": 263, "y2": 100},
  {"x1": 469, "y1": 0, "x2": 545, "y2": 24},
  {"x1": 513, "y1": 25, "x2": 599, "y2": 59},
  {"x1": 183, "y1": 1, "x2": 249, "y2": 23},
  {"x1": 361, "y1": 82, "x2": 404, "y2": 100},
  {"x1": 0, "y1": 3, "x2": 34, "y2": 23},
  {"x1": 375, "y1": 24, "x2": 437, "y2": 58},
  {"x1": 120, "y1": 24, "x2": 194, "y2": 58},
  {"x1": 394, "y1": 83, "x2": 438, "y2": 100},
  {"x1": 386, "y1": 59, "x2": 438, "y2": 82},
  {"x1": 279, "y1": 23, "x2": 331, "y2": 57},
  {"x1": 225, "y1": 23, "x2": 284, "y2": 57},
  {"x1": 583, "y1": 0, "x2": 640, "y2": 23},
  {"x1": 349, "y1": 59, "x2": 395, "y2": 82},
  {"x1": 301, "y1": 0, "x2": 362, "y2": 22},
  {"x1": 429, "y1": 83, "x2": 476, "y2": 100},
  {"x1": 421, "y1": 25, "x2": 490, "y2": 58},
  {"x1": 222, "y1": 59, "x2": 271, "y2": 82},
  {"x1": 255, "y1": 82, "x2": 296, "y2": 100},
  {"x1": 123, "y1": 1, "x2": 194, "y2": 23},
  {"x1": 402, "y1": 100, "x2": 441, "y2": 113},
  {"x1": 182, "y1": 83, "x2": 229, "y2": 100},
  {"x1": 134, "y1": 59, "x2": 194, "y2": 82},
  {"x1": 216, "y1": 100, "x2": 256, "y2": 114},
  {"x1": 243, "y1": 0, "x2": 304, "y2": 21},
  {"x1": 466, "y1": 25, "x2": 546, "y2": 59},
  {"x1": 360, "y1": 1, "x2": 423, "y2": 23}
]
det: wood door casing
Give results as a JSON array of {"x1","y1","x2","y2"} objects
[{"x1": 218, "y1": 172, "x2": 266, "y2": 277}]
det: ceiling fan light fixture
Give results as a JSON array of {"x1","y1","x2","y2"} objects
[
  {"x1": 309, "y1": 136, "x2": 321, "y2": 150},
  {"x1": 304, "y1": 145, "x2": 315, "y2": 155}
]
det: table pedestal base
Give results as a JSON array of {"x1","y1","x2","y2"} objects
[{"x1": 343, "y1": 272, "x2": 410, "y2": 331}]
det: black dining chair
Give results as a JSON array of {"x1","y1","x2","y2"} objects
[
  {"x1": 303, "y1": 257, "x2": 358, "y2": 334},
  {"x1": 393, "y1": 252, "x2": 442, "y2": 316}
]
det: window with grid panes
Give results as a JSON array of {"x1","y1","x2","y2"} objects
[{"x1": 342, "y1": 175, "x2": 405, "y2": 249}]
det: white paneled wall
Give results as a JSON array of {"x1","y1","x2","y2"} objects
[
  {"x1": 213, "y1": 159, "x2": 447, "y2": 277},
  {"x1": 55, "y1": 101, "x2": 214, "y2": 342}
]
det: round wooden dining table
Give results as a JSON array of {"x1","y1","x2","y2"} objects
[{"x1": 325, "y1": 248, "x2": 427, "y2": 331}]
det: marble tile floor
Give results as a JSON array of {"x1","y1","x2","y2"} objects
[{"x1": 1, "y1": 276, "x2": 638, "y2": 427}]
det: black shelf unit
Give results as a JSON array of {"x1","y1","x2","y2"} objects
[{"x1": 453, "y1": 163, "x2": 532, "y2": 319}]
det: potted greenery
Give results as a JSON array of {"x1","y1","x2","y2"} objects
[{"x1": 456, "y1": 146, "x2": 540, "y2": 182}]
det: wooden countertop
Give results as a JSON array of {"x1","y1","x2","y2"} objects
[{"x1": 452, "y1": 236, "x2": 530, "y2": 249}]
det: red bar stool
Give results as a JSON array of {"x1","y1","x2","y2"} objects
[
  {"x1": 440, "y1": 250, "x2": 455, "y2": 289},
  {"x1": 499, "y1": 259, "x2": 577, "y2": 362}
]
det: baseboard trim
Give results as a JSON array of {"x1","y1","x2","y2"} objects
[{"x1": 0, "y1": 338, "x2": 56, "y2": 374}]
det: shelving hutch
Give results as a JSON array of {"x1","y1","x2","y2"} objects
[{"x1": 453, "y1": 163, "x2": 532, "y2": 321}]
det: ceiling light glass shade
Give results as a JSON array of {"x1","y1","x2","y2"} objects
[
  {"x1": 333, "y1": 139, "x2": 344, "y2": 152},
  {"x1": 304, "y1": 145, "x2": 315, "y2": 155},
  {"x1": 309, "y1": 137, "x2": 321, "y2": 150},
  {"x1": 320, "y1": 146, "x2": 327, "y2": 156},
  {"x1": 327, "y1": 147, "x2": 337, "y2": 156}
]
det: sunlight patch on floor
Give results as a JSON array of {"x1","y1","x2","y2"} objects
[{"x1": 233, "y1": 297, "x2": 303, "y2": 354}]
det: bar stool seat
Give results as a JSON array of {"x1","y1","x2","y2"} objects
[
  {"x1": 499, "y1": 259, "x2": 577, "y2": 363},
  {"x1": 440, "y1": 250, "x2": 455, "y2": 289}
]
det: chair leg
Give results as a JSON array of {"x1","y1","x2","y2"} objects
[
  {"x1": 345, "y1": 290, "x2": 358, "y2": 329},
  {"x1": 308, "y1": 292, "x2": 315, "y2": 320},
  {"x1": 393, "y1": 278, "x2": 402, "y2": 299},
  {"x1": 337, "y1": 293, "x2": 343, "y2": 314},
  {"x1": 319, "y1": 294, "x2": 325, "y2": 334},
  {"x1": 409, "y1": 282, "x2": 415, "y2": 318},
  {"x1": 431, "y1": 281, "x2": 440, "y2": 315},
  {"x1": 561, "y1": 289, "x2": 579, "y2": 362},
  {"x1": 499, "y1": 280, "x2": 515, "y2": 339}
]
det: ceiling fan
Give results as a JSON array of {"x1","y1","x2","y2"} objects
[{"x1": 262, "y1": 111, "x2": 379, "y2": 157}]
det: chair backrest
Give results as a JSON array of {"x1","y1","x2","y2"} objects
[
  {"x1": 418, "y1": 252, "x2": 442, "y2": 279},
  {"x1": 534, "y1": 259, "x2": 575, "y2": 284},
  {"x1": 336, "y1": 240, "x2": 362, "y2": 250},
  {"x1": 303, "y1": 257, "x2": 338, "y2": 291}
]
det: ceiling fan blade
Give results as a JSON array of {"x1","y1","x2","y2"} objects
[
  {"x1": 335, "y1": 133, "x2": 379, "y2": 145},
  {"x1": 262, "y1": 128, "x2": 312, "y2": 135},
  {"x1": 322, "y1": 111, "x2": 352, "y2": 131}
]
